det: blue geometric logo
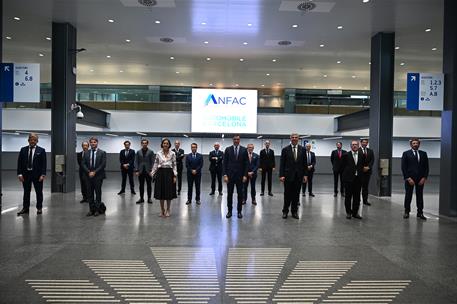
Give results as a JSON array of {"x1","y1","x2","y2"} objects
[{"x1": 205, "y1": 94, "x2": 217, "y2": 106}]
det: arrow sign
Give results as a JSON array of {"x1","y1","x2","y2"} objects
[
  {"x1": 4, "y1": 66, "x2": 10, "y2": 72},
  {"x1": 411, "y1": 75, "x2": 416, "y2": 82}
]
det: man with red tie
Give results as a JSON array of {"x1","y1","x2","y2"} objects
[{"x1": 330, "y1": 142, "x2": 346, "y2": 197}]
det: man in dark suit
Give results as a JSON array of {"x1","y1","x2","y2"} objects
[
  {"x1": 118, "y1": 140, "x2": 136, "y2": 195},
  {"x1": 302, "y1": 143, "x2": 316, "y2": 197},
  {"x1": 209, "y1": 142, "x2": 224, "y2": 196},
  {"x1": 330, "y1": 142, "x2": 346, "y2": 197},
  {"x1": 172, "y1": 140, "x2": 185, "y2": 196},
  {"x1": 342, "y1": 140, "x2": 364, "y2": 220},
  {"x1": 401, "y1": 138, "x2": 429, "y2": 220},
  {"x1": 359, "y1": 138, "x2": 375, "y2": 206},
  {"x1": 279, "y1": 133, "x2": 308, "y2": 219},
  {"x1": 134, "y1": 139, "x2": 155, "y2": 204},
  {"x1": 243, "y1": 143, "x2": 260, "y2": 205},
  {"x1": 259, "y1": 140, "x2": 275, "y2": 196},
  {"x1": 223, "y1": 134, "x2": 248, "y2": 219},
  {"x1": 17, "y1": 133, "x2": 47, "y2": 216},
  {"x1": 77, "y1": 141, "x2": 89, "y2": 203},
  {"x1": 186, "y1": 143, "x2": 204, "y2": 205},
  {"x1": 81, "y1": 137, "x2": 106, "y2": 217}
]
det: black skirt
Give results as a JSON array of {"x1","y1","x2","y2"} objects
[{"x1": 154, "y1": 168, "x2": 177, "y2": 200}]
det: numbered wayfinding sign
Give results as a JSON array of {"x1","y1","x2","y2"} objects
[
  {"x1": 407, "y1": 73, "x2": 444, "y2": 111},
  {"x1": 0, "y1": 63, "x2": 40, "y2": 103}
]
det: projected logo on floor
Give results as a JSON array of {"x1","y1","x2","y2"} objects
[{"x1": 26, "y1": 247, "x2": 411, "y2": 303}]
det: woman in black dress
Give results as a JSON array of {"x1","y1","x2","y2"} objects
[{"x1": 151, "y1": 138, "x2": 177, "y2": 217}]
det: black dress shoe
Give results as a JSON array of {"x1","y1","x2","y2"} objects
[
  {"x1": 209, "y1": 192, "x2": 215, "y2": 195},
  {"x1": 80, "y1": 199, "x2": 87, "y2": 204},
  {"x1": 237, "y1": 212, "x2": 243, "y2": 219},
  {"x1": 346, "y1": 214, "x2": 352, "y2": 219},
  {"x1": 334, "y1": 193, "x2": 338, "y2": 197},
  {"x1": 252, "y1": 201, "x2": 257, "y2": 206},
  {"x1": 282, "y1": 213, "x2": 288, "y2": 219},
  {"x1": 363, "y1": 202, "x2": 371, "y2": 206},
  {"x1": 219, "y1": 192, "x2": 223, "y2": 196},
  {"x1": 177, "y1": 191, "x2": 180, "y2": 196},
  {"x1": 136, "y1": 199, "x2": 145, "y2": 204},
  {"x1": 117, "y1": 191, "x2": 125, "y2": 195},
  {"x1": 353, "y1": 214, "x2": 362, "y2": 220},
  {"x1": 268, "y1": 193, "x2": 274, "y2": 197},
  {"x1": 37, "y1": 209, "x2": 42, "y2": 215},
  {"x1": 292, "y1": 213, "x2": 299, "y2": 219},
  {"x1": 17, "y1": 209, "x2": 29, "y2": 216},
  {"x1": 196, "y1": 200, "x2": 201, "y2": 205},
  {"x1": 86, "y1": 211, "x2": 94, "y2": 217},
  {"x1": 94, "y1": 211, "x2": 100, "y2": 217},
  {"x1": 226, "y1": 211, "x2": 232, "y2": 218},
  {"x1": 260, "y1": 192, "x2": 265, "y2": 196},
  {"x1": 403, "y1": 213, "x2": 410, "y2": 219},
  {"x1": 298, "y1": 202, "x2": 301, "y2": 206},
  {"x1": 131, "y1": 191, "x2": 136, "y2": 195},
  {"x1": 309, "y1": 193, "x2": 315, "y2": 197},
  {"x1": 186, "y1": 200, "x2": 191, "y2": 205},
  {"x1": 302, "y1": 193, "x2": 306, "y2": 197},
  {"x1": 417, "y1": 214, "x2": 427, "y2": 220},
  {"x1": 147, "y1": 199, "x2": 153, "y2": 204}
]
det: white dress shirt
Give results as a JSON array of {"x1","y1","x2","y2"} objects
[{"x1": 151, "y1": 150, "x2": 178, "y2": 177}]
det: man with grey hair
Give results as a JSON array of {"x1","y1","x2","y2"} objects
[
  {"x1": 77, "y1": 141, "x2": 90, "y2": 203},
  {"x1": 209, "y1": 142, "x2": 224, "y2": 195},
  {"x1": 259, "y1": 140, "x2": 275, "y2": 196},
  {"x1": 172, "y1": 140, "x2": 185, "y2": 195},
  {"x1": 17, "y1": 133, "x2": 47, "y2": 216}
]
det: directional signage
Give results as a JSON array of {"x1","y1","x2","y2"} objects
[
  {"x1": 0, "y1": 63, "x2": 40, "y2": 103},
  {"x1": 407, "y1": 72, "x2": 444, "y2": 111}
]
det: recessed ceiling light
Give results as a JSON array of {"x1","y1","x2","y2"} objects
[
  {"x1": 432, "y1": 47, "x2": 437, "y2": 51},
  {"x1": 108, "y1": 19, "x2": 115, "y2": 23},
  {"x1": 247, "y1": 23, "x2": 252, "y2": 27},
  {"x1": 243, "y1": 42, "x2": 248, "y2": 45},
  {"x1": 239, "y1": 58, "x2": 244, "y2": 62},
  {"x1": 266, "y1": 73, "x2": 270, "y2": 76},
  {"x1": 292, "y1": 24, "x2": 299, "y2": 28},
  {"x1": 425, "y1": 28, "x2": 431, "y2": 32},
  {"x1": 261, "y1": 84, "x2": 265, "y2": 87},
  {"x1": 363, "y1": 0, "x2": 370, "y2": 3},
  {"x1": 319, "y1": 44, "x2": 325, "y2": 48},
  {"x1": 369, "y1": 62, "x2": 371, "y2": 65},
  {"x1": 6, "y1": 36, "x2": 12, "y2": 40},
  {"x1": 125, "y1": 39, "x2": 131, "y2": 43},
  {"x1": 209, "y1": 83, "x2": 213, "y2": 86},
  {"x1": 90, "y1": 69, "x2": 94, "y2": 72},
  {"x1": 170, "y1": 56, "x2": 175, "y2": 60},
  {"x1": 201, "y1": 22, "x2": 207, "y2": 25},
  {"x1": 337, "y1": 60, "x2": 342, "y2": 64},
  {"x1": 206, "y1": 57, "x2": 211, "y2": 61},
  {"x1": 337, "y1": 25, "x2": 343, "y2": 30},
  {"x1": 400, "y1": 62, "x2": 405, "y2": 66},
  {"x1": 119, "y1": 70, "x2": 124, "y2": 73},
  {"x1": 395, "y1": 46, "x2": 400, "y2": 50},
  {"x1": 352, "y1": 75, "x2": 356, "y2": 79},
  {"x1": 272, "y1": 59, "x2": 277, "y2": 62},
  {"x1": 38, "y1": 53, "x2": 44, "y2": 57},
  {"x1": 204, "y1": 41, "x2": 209, "y2": 44},
  {"x1": 338, "y1": 86, "x2": 342, "y2": 89},
  {"x1": 323, "y1": 74, "x2": 328, "y2": 78},
  {"x1": 45, "y1": 37, "x2": 51, "y2": 41},
  {"x1": 235, "y1": 84, "x2": 239, "y2": 87},
  {"x1": 176, "y1": 71, "x2": 180, "y2": 74},
  {"x1": 155, "y1": 20, "x2": 161, "y2": 24},
  {"x1": 106, "y1": 55, "x2": 111, "y2": 58},
  {"x1": 13, "y1": 17, "x2": 20, "y2": 21}
]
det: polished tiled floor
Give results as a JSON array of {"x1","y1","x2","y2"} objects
[{"x1": 0, "y1": 172, "x2": 455, "y2": 303}]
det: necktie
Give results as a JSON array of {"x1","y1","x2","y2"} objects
[
  {"x1": 338, "y1": 150, "x2": 342, "y2": 159},
  {"x1": 293, "y1": 146, "x2": 297, "y2": 161},
  {"x1": 27, "y1": 147, "x2": 33, "y2": 170},
  {"x1": 193, "y1": 153, "x2": 196, "y2": 159},
  {"x1": 249, "y1": 153, "x2": 252, "y2": 163},
  {"x1": 235, "y1": 146, "x2": 238, "y2": 159},
  {"x1": 307, "y1": 152, "x2": 311, "y2": 164},
  {"x1": 125, "y1": 149, "x2": 128, "y2": 157},
  {"x1": 91, "y1": 149, "x2": 95, "y2": 169},
  {"x1": 414, "y1": 150, "x2": 418, "y2": 162}
]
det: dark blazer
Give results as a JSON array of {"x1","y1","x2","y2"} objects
[
  {"x1": 17, "y1": 145, "x2": 47, "y2": 178},
  {"x1": 172, "y1": 148, "x2": 185, "y2": 168},
  {"x1": 259, "y1": 148, "x2": 275, "y2": 169},
  {"x1": 341, "y1": 150, "x2": 365, "y2": 182},
  {"x1": 119, "y1": 149, "x2": 135, "y2": 171},
  {"x1": 279, "y1": 144, "x2": 308, "y2": 182},
  {"x1": 331, "y1": 149, "x2": 346, "y2": 172},
  {"x1": 77, "y1": 151, "x2": 86, "y2": 172},
  {"x1": 135, "y1": 149, "x2": 155, "y2": 173},
  {"x1": 305, "y1": 150, "x2": 316, "y2": 173},
  {"x1": 81, "y1": 148, "x2": 107, "y2": 179},
  {"x1": 223, "y1": 145, "x2": 249, "y2": 179},
  {"x1": 247, "y1": 152, "x2": 260, "y2": 175},
  {"x1": 209, "y1": 149, "x2": 224, "y2": 171},
  {"x1": 186, "y1": 153, "x2": 204, "y2": 175},
  {"x1": 359, "y1": 147, "x2": 375, "y2": 174},
  {"x1": 401, "y1": 149, "x2": 429, "y2": 180}
]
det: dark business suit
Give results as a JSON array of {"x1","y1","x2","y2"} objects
[
  {"x1": 17, "y1": 145, "x2": 47, "y2": 210},
  {"x1": 244, "y1": 152, "x2": 259, "y2": 201},
  {"x1": 209, "y1": 149, "x2": 224, "y2": 194},
  {"x1": 81, "y1": 149, "x2": 107, "y2": 213},
  {"x1": 186, "y1": 153, "x2": 204, "y2": 201},
  {"x1": 401, "y1": 149, "x2": 429, "y2": 214},
  {"x1": 119, "y1": 149, "x2": 135, "y2": 192},
  {"x1": 331, "y1": 149, "x2": 346, "y2": 195},
  {"x1": 259, "y1": 148, "x2": 275, "y2": 194},
  {"x1": 302, "y1": 151, "x2": 316, "y2": 194},
  {"x1": 359, "y1": 147, "x2": 375, "y2": 204},
  {"x1": 135, "y1": 148, "x2": 155, "y2": 200},
  {"x1": 223, "y1": 145, "x2": 249, "y2": 213},
  {"x1": 77, "y1": 151, "x2": 89, "y2": 201},
  {"x1": 342, "y1": 150, "x2": 364, "y2": 216},
  {"x1": 172, "y1": 148, "x2": 185, "y2": 194},
  {"x1": 280, "y1": 145, "x2": 308, "y2": 215}
]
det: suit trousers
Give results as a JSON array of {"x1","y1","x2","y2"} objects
[
  {"x1": 302, "y1": 171, "x2": 314, "y2": 194},
  {"x1": 261, "y1": 168, "x2": 273, "y2": 193},
  {"x1": 361, "y1": 173, "x2": 371, "y2": 203},
  {"x1": 88, "y1": 176, "x2": 103, "y2": 212},
  {"x1": 121, "y1": 168, "x2": 135, "y2": 192},
  {"x1": 187, "y1": 172, "x2": 202, "y2": 201},
  {"x1": 282, "y1": 178, "x2": 302, "y2": 214},
  {"x1": 333, "y1": 171, "x2": 344, "y2": 194},
  {"x1": 210, "y1": 168, "x2": 223, "y2": 193},
  {"x1": 79, "y1": 169, "x2": 88, "y2": 200},
  {"x1": 344, "y1": 176, "x2": 361, "y2": 216},
  {"x1": 404, "y1": 179, "x2": 424, "y2": 214},
  {"x1": 138, "y1": 171, "x2": 152, "y2": 199},
  {"x1": 243, "y1": 174, "x2": 257, "y2": 201},
  {"x1": 177, "y1": 164, "x2": 183, "y2": 193},
  {"x1": 22, "y1": 173, "x2": 43, "y2": 210},
  {"x1": 227, "y1": 177, "x2": 244, "y2": 213}
]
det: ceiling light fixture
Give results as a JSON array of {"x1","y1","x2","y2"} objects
[
  {"x1": 243, "y1": 42, "x2": 248, "y2": 45},
  {"x1": 400, "y1": 62, "x2": 405, "y2": 66},
  {"x1": 13, "y1": 17, "x2": 20, "y2": 21},
  {"x1": 425, "y1": 28, "x2": 431, "y2": 32},
  {"x1": 432, "y1": 47, "x2": 437, "y2": 51},
  {"x1": 119, "y1": 70, "x2": 124, "y2": 73},
  {"x1": 292, "y1": 24, "x2": 298, "y2": 28},
  {"x1": 337, "y1": 25, "x2": 343, "y2": 30},
  {"x1": 247, "y1": 23, "x2": 252, "y2": 27},
  {"x1": 320, "y1": 44, "x2": 325, "y2": 48},
  {"x1": 201, "y1": 22, "x2": 207, "y2": 25},
  {"x1": 136, "y1": 132, "x2": 148, "y2": 136},
  {"x1": 204, "y1": 41, "x2": 209, "y2": 44},
  {"x1": 261, "y1": 84, "x2": 265, "y2": 87},
  {"x1": 38, "y1": 53, "x2": 44, "y2": 57},
  {"x1": 352, "y1": 75, "x2": 356, "y2": 78},
  {"x1": 45, "y1": 37, "x2": 51, "y2": 41},
  {"x1": 337, "y1": 60, "x2": 342, "y2": 64},
  {"x1": 125, "y1": 39, "x2": 131, "y2": 43},
  {"x1": 239, "y1": 58, "x2": 244, "y2": 62},
  {"x1": 323, "y1": 74, "x2": 328, "y2": 78},
  {"x1": 170, "y1": 56, "x2": 175, "y2": 60},
  {"x1": 206, "y1": 57, "x2": 211, "y2": 61},
  {"x1": 363, "y1": 0, "x2": 370, "y2": 3},
  {"x1": 209, "y1": 83, "x2": 214, "y2": 86},
  {"x1": 266, "y1": 73, "x2": 270, "y2": 76},
  {"x1": 272, "y1": 59, "x2": 277, "y2": 62},
  {"x1": 395, "y1": 46, "x2": 400, "y2": 50},
  {"x1": 90, "y1": 69, "x2": 94, "y2": 72},
  {"x1": 176, "y1": 71, "x2": 180, "y2": 74},
  {"x1": 155, "y1": 20, "x2": 161, "y2": 24},
  {"x1": 6, "y1": 36, "x2": 12, "y2": 40},
  {"x1": 106, "y1": 55, "x2": 111, "y2": 58},
  {"x1": 108, "y1": 19, "x2": 115, "y2": 23}
]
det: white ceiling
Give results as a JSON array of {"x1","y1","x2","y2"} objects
[{"x1": 2, "y1": 0, "x2": 444, "y2": 90}]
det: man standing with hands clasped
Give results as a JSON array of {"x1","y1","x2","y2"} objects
[
  {"x1": 359, "y1": 138, "x2": 374, "y2": 206},
  {"x1": 186, "y1": 143, "x2": 203, "y2": 205},
  {"x1": 401, "y1": 138, "x2": 429, "y2": 220},
  {"x1": 280, "y1": 133, "x2": 308, "y2": 219},
  {"x1": 342, "y1": 140, "x2": 364, "y2": 220}
]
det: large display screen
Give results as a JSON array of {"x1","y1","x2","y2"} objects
[{"x1": 191, "y1": 88, "x2": 258, "y2": 133}]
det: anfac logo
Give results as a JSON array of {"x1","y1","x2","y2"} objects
[{"x1": 204, "y1": 93, "x2": 247, "y2": 106}]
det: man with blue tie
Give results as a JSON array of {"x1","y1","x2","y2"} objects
[
  {"x1": 186, "y1": 143, "x2": 203, "y2": 205},
  {"x1": 17, "y1": 133, "x2": 47, "y2": 216},
  {"x1": 209, "y1": 142, "x2": 224, "y2": 196},
  {"x1": 401, "y1": 138, "x2": 429, "y2": 220},
  {"x1": 243, "y1": 143, "x2": 259, "y2": 205},
  {"x1": 223, "y1": 135, "x2": 248, "y2": 219}
]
